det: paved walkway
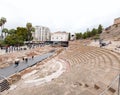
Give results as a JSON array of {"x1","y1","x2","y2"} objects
[{"x1": 0, "y1": 51, "x2": 55, "y2": 80}]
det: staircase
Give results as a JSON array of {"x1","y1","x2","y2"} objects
[{"x1": 0, "y1": 79, "x2": 10, "y2": 92}]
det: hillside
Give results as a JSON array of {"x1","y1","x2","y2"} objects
[{"x1": 100, "y1": 23, "x2": 120, "y2": 41}]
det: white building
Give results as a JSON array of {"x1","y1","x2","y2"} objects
[
  {"x1": 51, "y1": 31, "x2": 69, "y2": 42},
  {"x1": 32, "y1": 26, "x2": 51, "y2": 42}
]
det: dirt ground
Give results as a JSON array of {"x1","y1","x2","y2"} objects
[
  {"x1": 0, "y1": 46, "x2": 54, "y2": 69},
  {"x1": 1, "y1": 40, "x2": 120, "y2": 95}
]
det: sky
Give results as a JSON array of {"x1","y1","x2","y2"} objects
[{"x1": 0, "y1": 0, "x2": 120, "y2": 33}]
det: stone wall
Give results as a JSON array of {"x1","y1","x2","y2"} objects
[{"x1": 7, "y1": 74, "x2": 21, "y2": 85}]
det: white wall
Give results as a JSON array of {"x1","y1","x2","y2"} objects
[{"x1": 51, "y1": 32, "x2": 68, "y2": 41}]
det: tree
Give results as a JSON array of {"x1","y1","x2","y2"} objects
[
  {"x1": 86, "y1": 31, "x2": 91, "y2": 37},
  {"x1": 0, "y1": 20, "x2": 3, "y2": 29},
  {"x1": 68, "y1": 33, "x2": 71, "y2": 41},
  {"x1": 0, "y1": 20, "x2": 3, "y2": 37},
  {"x1": 8, "y1": 29, "x2": 16, "y2": 35},
  {"x1": 0, "y1": 40, "x2": 5, "y2": 47},
  {"x1": 91, "y1": 28, "x2": 97, "y2": 36},
  {"x1": 98, "y1": 24, "x2": 103, "y2": 34},
  {"x1": 2, "y1": 28, "x2": 8, "y2": 38},
  {"x1": 76, "y1": 33, "x2": 80, "y2": 39},
  {"x1": 82, "y1": 32, "x2": 88, "y2": 39},
  {"x1": 79, "y1": 33, "x2": 83, "y2": 39},
  {"x1": 0, "y1": 17, "x2": 7, "y2": 38},
  {"x1": 16, "y1": 27, "x2": 28, "y2": 41},
  {"x1": 75, "y1": 33, "x2": 83, "y2": 39},
  {"x1": 4, "y1": 27, "x2": 29, "y2": 46},
  {"x1": 4, "y1": 34, "x2": 24, "y2": 46},
  {"x1": 75, "y1": 33, "x2": 79, "y2": 39},
  {"x1": 26, "y1": 23, "x2": 35, "y2": 41},
  {"x1": 1, "y1": 17, "x2": 6, "y2": 27}
]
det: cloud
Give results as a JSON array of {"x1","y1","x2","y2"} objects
[{"x1": 0, "y1": 0, "x2": 120, "y2": 33}]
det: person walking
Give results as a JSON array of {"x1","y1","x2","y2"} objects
[
  {"x1": 32, "y1": 55, "x2": 34, "y2": 59},
  {"x1": 14, "y1": 58, "x2": 20, "y2": 67}
]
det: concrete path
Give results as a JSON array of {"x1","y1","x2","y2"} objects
[{"x1": 0, "y1": 51, "x2": 55, "y2": 80}]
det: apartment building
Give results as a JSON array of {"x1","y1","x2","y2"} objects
[{"x1": 32, "y1": 26, "x2": 51, "y2": 42}]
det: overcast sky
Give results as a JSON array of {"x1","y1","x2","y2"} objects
[{"x1": 0, "y1": 0, "x2": 120, "y2": 33}]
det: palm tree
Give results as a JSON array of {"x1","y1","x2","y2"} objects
[
  {"x1": 1, "y1": 17, "x2": 6, "y2": 26},
  {"x1": 0, "y1": 20, "x2": 2, "y2": 26},
  {"x1": 2, "y1": 28, "x2": 8, "y2": 38},
  {"x1": 26, "y1": 23, "x2": 35, "y2": 41},
  {"x1": 8, "y1": 29, "x2": 16, "y2": 35},
  {"x1": 0, "y1": 17, "x2": 7, "y2": 39},
  {"x1": 0, "y1": 20, "x2": 3, "y2": 38}
]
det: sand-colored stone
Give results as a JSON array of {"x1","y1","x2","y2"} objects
[{"x1": 1, "y1": 41, "x2": 120, "y2": 95}]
